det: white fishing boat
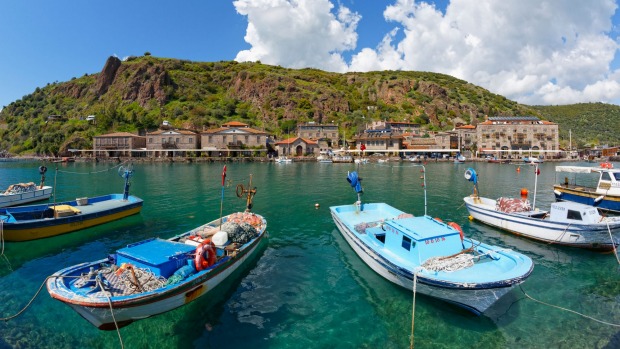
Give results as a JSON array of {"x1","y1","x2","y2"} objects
[
  {"x1": 330, "y1": 170, "x2": 533, "y2": 315},
  {"x1": 0, "y1": 166, "x2": 52, "y2": 207},
  {"x1": 463, "y1": 167, "x2": 620, "y2": 251},
  {"x1": 47, "y1": 172, "x2": 266, "y2": 330},
  {"x1": 553, "y1": 163, "x2": 620, "y2": 213},
  {"x1": 275, "y1": 156, "x2": 292, "y2": 163}
]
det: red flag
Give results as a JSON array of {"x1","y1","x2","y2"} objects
[
  {"x1": 360, "y1": 143, "x2": 366, "y2": 151},
  {"x1": 222, "y1": 165, "x2": 227, "y2": 185},
  {"x1": 536, "y1": 168, "x2": 540, "y2": 175}
]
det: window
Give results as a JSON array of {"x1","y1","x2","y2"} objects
[
  {"x1": 149, "y1": 138, "x2": 153, "y2": 143},
  {"x1": 602, "y1": 172, "x2": 612, "y2": 181},
  {"x1": 567, "y1": 210, "x2": 582, "y2": 220},
  {"x1": 176, "y1": 138, "x2": 180, "y2": 144},
  {"x1": 375, "y1": 233, "x2": 386, "y2": 244},
  {"x1": 189, "y1": 137, "x2": 193, "y2": 143},
  {"x1": 402, "y1": 236, "x2": 412, "y2": 251}
]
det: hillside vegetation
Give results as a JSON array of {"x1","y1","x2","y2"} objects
[{"x1": 0, "y1": 55, "x2": 617, "y2": 156}]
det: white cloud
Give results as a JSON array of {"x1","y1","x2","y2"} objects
[
  {"x1": 234, "y1": 0, "x2": 620, "y2": 105},
  {"x1": 233, "y1": 0, "x2": 360, "y2": 72}
]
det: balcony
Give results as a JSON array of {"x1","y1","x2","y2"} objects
[{"x1": 162, "y1": 142, "x2": 178, "y2": 149}]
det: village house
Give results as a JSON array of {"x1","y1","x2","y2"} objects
[
  {"x1": 146, "y1": 129, "x2": 200, "y2": 157},
  {"x1": 93, "y1": 132, "x2": 146, "y2": 158},
  {"x1": 200, "y1": 121, "x2": 269, "y2": 157},
  {"x1": 297, "y1": 122, "x2": 339, "y2": 151},
  {"x1": 275, "y1": 137, "x2": 318, "y2": 157}
]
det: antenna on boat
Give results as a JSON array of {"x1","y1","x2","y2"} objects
[
  {"x1": 420, "y1": 164, "x2": 427, "y2": 216},
  {"x1": 464, "y1": 168, "x2": 480, "y2": 203},
  {"x1": 532, "y1": 163, "x2": 539, "y2": 211},
  {"x1": 346, "y1": 171, "x2": 363, "y2": 211},
  {"x1": 235, "y1": 174, "x2": 257, "y2": 212},
  {"x1": 118, "y1": 164, "x2": 134, "y2": 201},
  {"x1": 38, "y1": 165, "x2": 48, "y2": 189},
  {"x1": 219, "y1": 166, "x2": 227, "y2": 229}
]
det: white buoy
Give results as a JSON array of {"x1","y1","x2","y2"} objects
[{"x1": 315, "y1": 203, "x2": 320, "y2": 208}]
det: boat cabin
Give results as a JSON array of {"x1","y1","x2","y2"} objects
[
  {"x1": 364, "y1": 216, "x2": 463, "y2": 262},
  {"x1": 548, "y1": 201, "x2": 603, "y2": 225},
  {"x1": 555, "y1": 166, "x2": 620, "y2": 196}
]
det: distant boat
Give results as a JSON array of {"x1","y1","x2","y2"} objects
[
  {"x1": 463, "y1": 168, "x2": 620, "y2": 251},
  {"x1": 332, "y1": 155, "x2": 353, "y2": 163},
  {"x1": 0, "y1": 166, "x2": 142, "y2": 241},
  {"x1": 47, "y1": 171, "x2": 266, "y2": 330},
  {"x1": 317, "y1": 153, "x2": 333, "y2": 163},
  {"x1": 0, "y1": 166, "x2": 52, "y2": 207},
  {"x1": 486, "y1": 156, "x2": 501, "y2": 163},
  {"x1": 275, "y1": 156, "x2": 292, "y2": 163},
  {"x1": 354, "y1": 158, "x2": 368, "y2": 164},
  {"x1": 523, "y1": 156, "x2": 542, "y2": 163},
  {"x1": 330, "y1": 170, "x2": 533, "y2": 315},
  {"x1": 454, "y1": 153, "x2": 466, "y2": 163},
  {"x1": 553, "y1": 163, "x2": 620, "y2": 213}
]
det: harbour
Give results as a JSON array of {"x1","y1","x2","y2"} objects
[{"x1": 0, "y1": 160, "x2": 619, "y2": 348}]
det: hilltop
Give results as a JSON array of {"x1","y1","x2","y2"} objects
[{"x1": 0, "y1": 55, "x2": 617, "y2": 155}]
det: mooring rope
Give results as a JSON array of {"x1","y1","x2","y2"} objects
[
  {"x1": 605, "y1": 221, "x2": 620, "y2": 265},
  {"x1": 409, "y1": 270, "x2": 418, "y2": 349},
  {"x1": 97, "y1": 278, "x2": 124, "y2": 349},
  {"x1": 0, "y1": 220, "x2": 11, "y2": 271},
  {"x1": 55, "y1": 160, "x2": 130, "y2": 175},
  {"x1": 519, "y1": 284, "x2": 620, "y2": 327}
]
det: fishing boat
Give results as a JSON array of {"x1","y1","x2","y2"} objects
[
  {"x1": 463, "y1": 168, "x2": 620, "y2": 251},
  {"x1": 553, "y1": 163, "x2": 620, "y2": 213},
  {"x1": 0, "y1": 166, "x2": 53, "y2": 207},
  {"x1": 275, "y1": 156, "x2": 293, "y2": 163},
  {"x1": 454, "y1": 152, "x2": 466, "y2": 163},
  {"x1": 523, "y1": 156, "x2": 542, "y2": 163},
  {"x1": 46, "y1": 172, "x2": 267, "y2": 330},
  {"x1": 0, "y1": 166, "x2": 142, "y2": 241},
  {"x1": 330, "y1": 170, "x2": 533, "y2": 315}
]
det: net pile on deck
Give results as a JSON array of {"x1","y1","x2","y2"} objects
[
  {"x1": 495, "y1": 197, "x2": 531, "y2": 213},
  {"x1": 3, "y1": 182, "x2": 37, "y2": 195},
  {"x1": 421, "y1": 253, "x2": 474, "y2": 272}
]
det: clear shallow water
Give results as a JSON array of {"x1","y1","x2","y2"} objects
[{"x1": 0, "y1": 160, "x2": 619, "y2": 348}]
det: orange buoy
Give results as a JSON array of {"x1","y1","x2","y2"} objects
[
  {"x1": 195, "y1": 239, "x2": 216, "y2": 271},
  {"x1": 516, "y1": 167, "x2": 521, "y2": 173},
  {"x1": 520, "y1": 188, "x2": 528, "y2": 198},
  {"x1": 448, "y1": 222, "x2": 464, "y2": 241}
]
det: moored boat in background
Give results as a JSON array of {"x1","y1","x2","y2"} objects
[
  {"x1": 0, "y1": 166, "x2": 52, "y2": 207},
  {"x1": 553, "y1": 163, "x2": 620, "y2": 213},
  {"x1": 0, "y1": 166, "x2": 142, "y2": 241}
]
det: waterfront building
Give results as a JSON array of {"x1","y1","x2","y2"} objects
[
  {"x1": 476, "y1": 116, "x2": 559, "y2": 158},
  {"x1": 201, "y1": 121, "x2": 269, "y2": 157},
  {"x1": 93, "y1": 132, "x2": 145, "y2": 158},
  {"x1": 146, "y1": 129, "x2": 200, "y2": 157},
  {"x1": 275, "y1": 137, "x2": 318, "y2": 157},
  {"x1": 297, "y1": 122, "x2": 339, "y2": 151}
]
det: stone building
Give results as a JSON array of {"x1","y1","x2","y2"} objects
[
  {"x1": 476, "y1": 116, "x2": 559, "y2": 158},
  {"x1": 201, "y1": 121, "x2": 269, "y2": 156},
  {"x1": 275, "y1": 137, "x2": 318, "y2": 157},
  {"x1": 146, "y1": 129, "x2": 200, "y2": 157},
  {"x1": 297, "y1": 122, "x2": 339, "y2": 151},
  {"x1": 93, "y1": 132, "x2": 146, "y2": 157}
]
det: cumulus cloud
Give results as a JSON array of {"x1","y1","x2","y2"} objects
[
  {"x1": 234, "y1": 0, "x2": 620, "y2": 105},
  {"x1": 233, "y1": 0, "x2": 360, "y2": 72}
]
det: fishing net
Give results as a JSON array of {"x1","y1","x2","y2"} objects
[
  {"x1": 421, "y1": 253, "x2": 474, "y2": 272},
  {"x1": 220, "y1": 221, "x2": 258, "y2": 244}
]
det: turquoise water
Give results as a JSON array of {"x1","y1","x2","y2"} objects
[{"x1": 0, "y1": 160, "x2": 619, "y2": 348}]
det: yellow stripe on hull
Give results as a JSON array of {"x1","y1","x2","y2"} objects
[{"x1": 4, "y1": 207, "x2": 142, "y2": 242}]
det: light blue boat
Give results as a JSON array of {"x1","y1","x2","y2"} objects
[{"x1": 330, "y1": 170, "x2": 534, "y2": 315}]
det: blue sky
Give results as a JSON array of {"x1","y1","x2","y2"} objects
[{"x1": 1, "y1": 0, "x2": 619, "y2": 110}]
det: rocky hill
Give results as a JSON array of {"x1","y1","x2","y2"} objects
[{"x1": 0, "y1": 54, "x2": 616, "y2": 156}]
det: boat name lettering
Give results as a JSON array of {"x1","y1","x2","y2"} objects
[{"x1": 425, "y1": 237, "x2": 446, "y2": 244}]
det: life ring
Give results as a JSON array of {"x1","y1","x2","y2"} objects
[
  {"x1": 600, "y1": 162, "x2": 613, "y2": 169},
  {"x1": 448, "y1": 222, "x2": 464, "y2": 241},
  {"x1": 195, "y1": 239, "x2": 217, "y2": 271},
  {"x1": 236, "y1": 184, "x2": 244, "y2": 198},
  {"x1": 434, "y1": 217, "x2": 443, "y2": 223}
]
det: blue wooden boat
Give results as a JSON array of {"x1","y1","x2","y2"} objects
[
  {"x1": 0, "y1": 165, "x2": 52, "y2": 207},
  {"x1": 0, "y1": 166, "x2": 142, "y2": 241},
  {"x1": 330, "y1": 170, "x2": 534, "y2": 315},
  {"x1": 553, "y1": 164, "x2": 620, "y2": 213},
  {"x1": 47, "y1": 173, "x2": 267, "y2": 330}
]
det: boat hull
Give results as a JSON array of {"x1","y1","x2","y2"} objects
[
  {"x1": 464, "y1": 196, "x2": 620, "y2": 251},
  {"x1": 0, "y1": 186, "x2": 53, "y2": 207},
  {"x1": 553, "y1": 185, "x2": 620, "y2": 213},
  {"x1": 0, "y1": 194, "x2": 143, "y2": 241},
  {"x1": 330, "y1": 208, "x2": 529, "y2": 315}
]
